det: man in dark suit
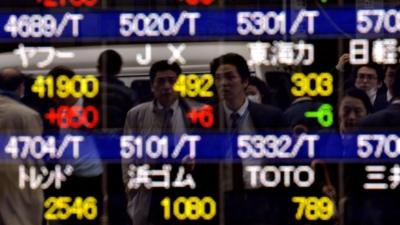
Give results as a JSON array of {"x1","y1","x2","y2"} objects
[
  {"x1": 375, "y1": 65, "x2": 400, "y2": 111},
  {"x1": 360, "y1": 65, "x2": 400, "y2": 129},
  {"x1": 209, "y1": 53, "x2": 286, "y2": 225},
  {"x1": 90, "y1": 49, "x2": 137, "y2": 131},
  {"x1": 345, "y1": 66, "x2": 400, "y2": 225},
  {"x1": 351, "y1": 63, "x2": 387, "y2": 112},
  {"x1": 89, "y1": 50, "x2": 138, "y2": 225},
  {"x1": 123, "y1": 60, "x2": 217, "y2": 225},
  {"x1": 209, "y1": 53, "x2": 285, "y2": 133}
]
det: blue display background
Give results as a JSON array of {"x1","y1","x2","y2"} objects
[
  {"x1": 0, "y1": 133, "x2": 399, "y2": 162},
  {"x1": 0, "y1": 7, "x2": 396, "y2": 42}
]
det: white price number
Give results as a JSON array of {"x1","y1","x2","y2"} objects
[
  {"x1": 357, "y1": 134, "x2": 400, "y2": 158},
  {"x1": 357, "y1": 9, "x2": 400, "y2": 34}
]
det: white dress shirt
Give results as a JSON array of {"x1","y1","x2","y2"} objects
[{"x1": 223, "y1": 98, "x2": 255, "y2": 132}]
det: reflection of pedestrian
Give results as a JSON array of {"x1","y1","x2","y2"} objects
[
  {"x1": 339, "y1": 88, "x2": 372, "y2": 134},
  {"x1": 123, "y1": 60, "x2": 206, "y2": 225},
  {"x1": 210, "y1": 53, "x2": 286, "y2": 135},
  {"x1": 88, "y1": 49, "x2": 137, "y2": 131},
  {"x1": 264, "y1": 71, "x2": 292, "y2": 111},
  {"x1": 350, "y1": 63, "x2": 386, "y2": 112},
  {"x1": 210, "y1": 53, "x2": 286, "y2": 225},
  {"x1": 210, "y1": 53, "x2": 286, "y2": 188},
  {"x1": 0, "y1": 67, "x2": 44, "y2": 225},
  {"x1": 124, "y1": 60, "x2": 201, "y2": 135},
  {"x1": 379, "y1": 65, "x2": 399, "y2": 107},
  {"x1": 44, "y1": 66, "x2": 103, "y2": 225},
  {"x1": 360, "y1": 66, "x2": 400, "y2": 130},
  {"x1": 92, "y1": 49, "x2": 138, "y2": 225},
  {"x1": 320, "y1": 88, "x2": 373, "y2": 225},
  {"x1": 350, "y1": 65, "x2": 400, "y2": 225},
  {"x1": 245, "y1": 76, "x2": 270, "y2": 105}
]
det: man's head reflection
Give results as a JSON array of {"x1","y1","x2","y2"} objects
[{"x1": 338, "y1": 88, "x2": 372, "y2": 133}]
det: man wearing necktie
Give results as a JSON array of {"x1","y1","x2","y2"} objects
[
  {"x1": 123, "y1": 60, "x2": 214, "y2": 225},
  {"x1": 210, "y1": 53, "x2": 286, "y2": 225},
  {"x1": 161, "y1": 107, "x2": 173, "y2": 133}
]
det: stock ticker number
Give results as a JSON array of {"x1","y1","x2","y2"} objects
[
  {"x1": 32, "y1": 75, "x2": 99, "y2": 99},
  {"x1": 292, "y1": 196, "x2": 334, "y2": 221},
  {"x1": 119, "y1": 12, "x2": 200, "y2": 37},
  {"x1": 291, "y1": 72, "x2": 333, "y2": 97},
  {"x1": 45, "y1": 105, "x2": 99, "y2": 129},
  {"x1": 4, "y1": 135, "x2": 82, "y2": 160},
  {"x1": 161, "y1": 196, "x2": 216, "y2": 220},
  {"x1": 44, "y1": 196, "x2": 97, "y2": 220},
  {"x1": 4, "y1": 14, "x2": 83, "y2": 38},
  {"x1": 37, "y1": 0, "x2": 98, "y2": 8}
]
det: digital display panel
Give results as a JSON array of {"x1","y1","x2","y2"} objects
[{"x1": 0, "y1": 1, "x2": 400, "y2": 225}]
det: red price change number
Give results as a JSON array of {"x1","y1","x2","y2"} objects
[
  {"x1": 45, "y1": 105, "x2": 99, "y2": 129},
  {"x1": 37, "y1": 0, "x2": 97, "y2": 8},
  {"x1": 184, "y1": 0, "x2": 214, "y2": 6}
]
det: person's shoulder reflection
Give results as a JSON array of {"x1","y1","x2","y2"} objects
[{"x1": 0, "y1": 67, "x2": 44, "y2": 225}]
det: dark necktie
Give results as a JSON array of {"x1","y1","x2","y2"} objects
[
  {"x1": 230, "y1": 112, "x2": 240, "y2": 133},
  {"x1": 230, "y1": 112, "x2": 243, "y2": 189},
  {"x1": 162, "y1": 108, "x2": 173, "y2": 133}
]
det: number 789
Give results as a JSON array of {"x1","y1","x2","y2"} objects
[{"x1": 291, "y1": 196, "x2": 334, "y2": 221}]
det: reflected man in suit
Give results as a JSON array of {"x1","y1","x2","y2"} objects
[
  {"x1": 209, "y1": 53, "x2": 286, "y2": 225},
  {"x1": 123, "y1": 60, "x2": 207, "y2": 225}
]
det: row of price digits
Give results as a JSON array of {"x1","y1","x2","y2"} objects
[
  {"x1": 174, "y1": 74, "x2": 215, "y2": 128},
  {"x1": 291, "y1": 72, "x2": 334, "y2": 128},
  {"x1": 45, "y1": 105, "x2": 99, "y2": 129},
  {"x1": 291, "y1": 72, "x2": 333, "y2": 97},
  {"x1": 161, "y1": 196, "x2": 216, "y2": 220},
  {"x1": 173, "y1": 74, "x2": 214, "y2": 98},
  {"x1": 292, "y1": 196, "x2": 334, "y2": 221},
  {"x1": 32, "y1": 74, "x2": 99, "y2": 99},
  {"x1": 32, "y1": 75, "x2": 100, "y2": 129},
  {"x1": 44, "y1": 196, "x2": 97, "y2": 220},
  {"x1": 35, "y1": 73, "x2": 214, "y2": 128}
]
